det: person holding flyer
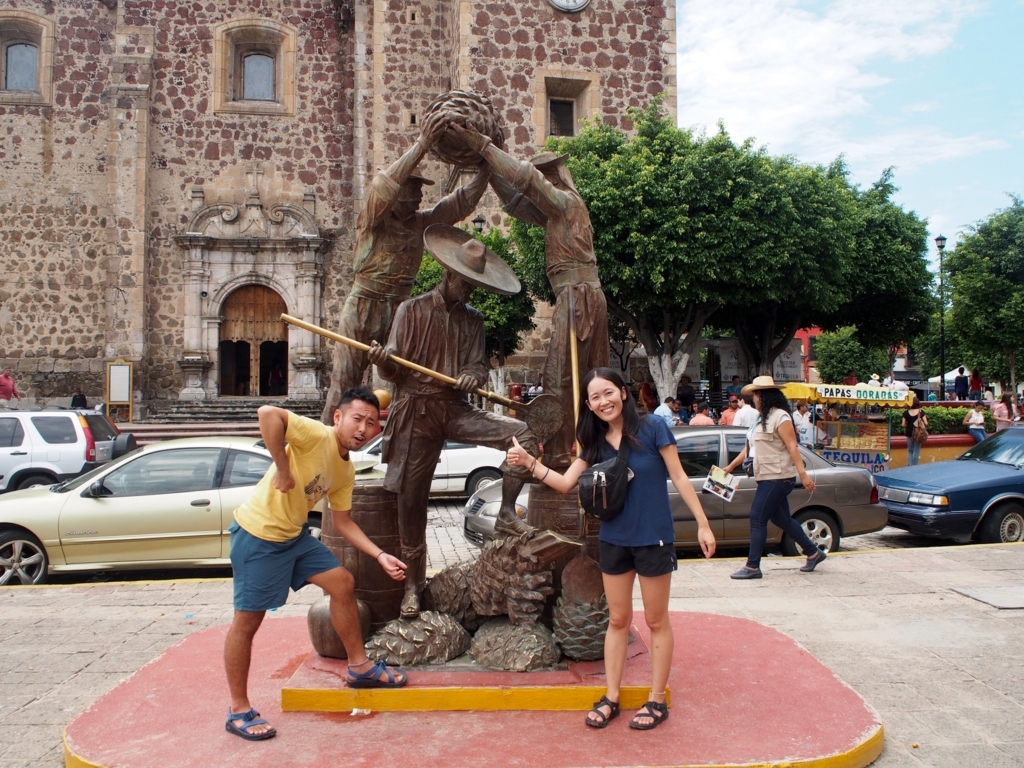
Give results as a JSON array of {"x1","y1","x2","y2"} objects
[{"x1": 722, "y1": 376, "x2": 824, "y2": 580}]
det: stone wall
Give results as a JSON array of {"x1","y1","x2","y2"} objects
[{"x1": 0, "y1": 0, "x2": 675, "y2": 406}]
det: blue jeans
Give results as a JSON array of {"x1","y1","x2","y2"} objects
[
  {"x1": 907, "y1": 438, "x2": 922, "y2": 466},
  {"x1": 969, "y1": 427, "x2": 987, "y2": 444},
  {"x1": 746, "y1": 478, "x2": 818, "y2": 569}
]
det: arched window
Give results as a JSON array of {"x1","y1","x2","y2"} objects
[
  {"x1": 213, "y1": 19, "x2": 296, "y2": 115},
  {"x1": 0, "y1": 11, "x2": 52, "y2": 104},
  {"x1": 4, "y1": 42, "x2": 37, "y2": 90},
  {"x1": 242, "y1": 52, "x2": 274, "y2": 101}
]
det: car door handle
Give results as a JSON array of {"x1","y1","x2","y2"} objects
[
  {"x1": 191, "y1": 499, "x2": 211, "y2": 506},
  {"x1": 10, "y1": 451, "x2": 27, "y2": 455}
]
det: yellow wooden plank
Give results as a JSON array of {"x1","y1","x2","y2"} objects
[{"x1": 281, "y1": 685, "x2": 669, "y2": 713}]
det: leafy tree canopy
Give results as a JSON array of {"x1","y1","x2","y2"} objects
[
  {"x1": 946, "y1": 197, "x2": 1024, "y2": 391},
  {"x1": 813, "y1": 326, "x2": 890, "y2": 384}
]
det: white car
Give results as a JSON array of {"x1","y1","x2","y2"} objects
[{"x1": 351, "y1": 434, "x2": 505, "y2": 497}]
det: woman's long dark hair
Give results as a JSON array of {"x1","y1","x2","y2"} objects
[
  {"x1": 576, "y1": 367, "x2": 644, "y2": 464},
  {"x1": 755, "y1": 387, "x2": 792, "y2": 430}
]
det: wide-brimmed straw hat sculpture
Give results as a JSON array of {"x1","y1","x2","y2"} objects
[
  {"x1": 741, "y1": 375, "x2": 783, "y2": 395},
  {"x1": 530, "y1": 151, "x2": 569, "y2": 169},
  {"x1": 423, "y1": 224, "x2": 521, "y2": 296}
]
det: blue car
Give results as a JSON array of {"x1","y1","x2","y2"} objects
[{"x1": 875, "y1": 427, "x2": 1024, "y2": 543}]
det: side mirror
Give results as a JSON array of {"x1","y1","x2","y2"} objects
[{"x1": 88, "y1": 480, "x2": 107, "y2": 498}]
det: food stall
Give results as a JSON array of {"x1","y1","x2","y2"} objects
[{"x1": 781, "y1": 383, "x2": 912, "y2": 474}]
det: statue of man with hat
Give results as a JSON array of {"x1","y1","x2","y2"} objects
[
  {"x1": 321, "y1": 113, "x2": 493, "y2": 423},
  {"x1": 447, "y1": 124, "x2": 609, "y2": 470},
  {"x1": 367, "y1": 224, "x2": 542, "y2": 618}
]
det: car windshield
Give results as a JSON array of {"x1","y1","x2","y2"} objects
[
  {"x1": 50, "y1": 448, "x2": 143, "y2": 492},
  {"x1": 957, "y1": 430, "x2": 1024, "y2": 468}
]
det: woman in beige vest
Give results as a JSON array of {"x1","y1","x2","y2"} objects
[{"x1": 723, "y1": 376, "x2": 824, "y2": 579}]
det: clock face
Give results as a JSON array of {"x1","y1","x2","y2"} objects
[{"x1": 546, "y1": 0, "x2": 590, "y2": 12}]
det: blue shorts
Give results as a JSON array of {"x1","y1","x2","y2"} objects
[{"x1": 229, "y1": 522, "x2": 341, "y2": 612}]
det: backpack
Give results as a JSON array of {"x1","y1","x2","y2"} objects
[{"x1": 911, "y1": 415, "x2": 929, "y2": 446}]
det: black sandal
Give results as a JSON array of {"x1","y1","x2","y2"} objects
[
  {"x1": 629, "y1": 700, "x2": 669, "y2": 730},
  {"x1": 585, "y1": 695, "x2": 620, "y2": 728}
]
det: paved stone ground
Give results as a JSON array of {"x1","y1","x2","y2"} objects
[{"x1": 2, "y1": 504, "x2": 1021, "y2": 767}]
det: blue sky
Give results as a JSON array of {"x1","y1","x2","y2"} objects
[{"x1": 675, "y1": 0, "x2": 1023, "y2": 265}]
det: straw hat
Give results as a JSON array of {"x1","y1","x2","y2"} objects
[
  {"x1": 741, "y1": 375, "x2": 783, "y2": 395},
  {"x1": 422, "y1": 224, "x2": 521, "y2": 296}
]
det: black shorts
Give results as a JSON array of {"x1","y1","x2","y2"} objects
[{"x1": 599, "y1": 541, "x2": 678, "y2": 577}]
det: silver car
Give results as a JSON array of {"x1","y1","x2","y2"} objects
[{"x1": 463, "y1": 425, "x2": 888, "y2": 553}]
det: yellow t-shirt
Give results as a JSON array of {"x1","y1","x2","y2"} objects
[{"x1": 234, "y1": 414, "x2": 355, "y2": 542}]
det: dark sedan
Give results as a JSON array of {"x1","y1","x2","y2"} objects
[
  {"x1": 876, "y1": 427, "x2": 1024, "y2": 543},
  {"x1": 464, "y1": 425, "x2": 888, "y2": 554}
]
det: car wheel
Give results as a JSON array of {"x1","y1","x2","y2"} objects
[
  {"x1": 15, "y1": 474, "x2": 55, "y2": 491},
  {"x1": 466, "y1": 469, "x2": 502, "y2": 496},
  {"x1": 782, "y1": 510, "x2": 839, "y2": 556},
  {"x1": 307, "y1": 513, "x2": 323, "y2": 540},
  {"x1": 977, "y1": 502, "x2": 1024, "y2": 544},
  {"x1": 0, "y1": 530, "x2": 49, "y2": 585}
]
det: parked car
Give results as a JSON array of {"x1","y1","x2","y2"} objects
[
  {"x1": 463, "y1": 425, "x2": 888, "y2": 552},
  {"x1": 0, "y1": 408, "x2": 133, "y2": 493},
  {"x1": 0, "y1": 436, "x2": 287, "y2": 585},
  {"x1": 351, "y1": 434, "x2": 506, "y2": 497},
  {"x1": 876, "y1": 427, "x2": 1024, "y2": 543}
]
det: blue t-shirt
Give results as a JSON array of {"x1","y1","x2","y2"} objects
[{"x1": 591, "y1": 417, "x2": 677, "y2": 547}]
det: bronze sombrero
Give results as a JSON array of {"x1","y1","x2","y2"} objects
[
  {"x1": 530, "y1": 151, "x2": 569, "y2": 169},
  {"x1": 422, "y1": 224, "x2": 521, "y2": 296}
]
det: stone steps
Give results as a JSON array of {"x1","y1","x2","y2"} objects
[
  {"x1": 121, "y1": 422, "x2": 262, "y2": 445},
  {"x1": 143, "y1": 398, "x2": 325, "y2": 424}
]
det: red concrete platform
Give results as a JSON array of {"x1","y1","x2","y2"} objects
[{"x1": 64, "y1": 613, "x2": 883, "y2": 768}]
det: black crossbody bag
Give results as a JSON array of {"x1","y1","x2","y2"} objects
[{"x1": 578, "y1": 439, "x2": 633, "y2": 521}]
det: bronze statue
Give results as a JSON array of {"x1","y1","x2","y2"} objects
[
  {"x1": 447, "y1": 124, "x2": 610, "y2": 468},
  {"x1": 367, "y1": 225, "x2": 542, "y2": 618},
  {"x1": 320, "y1": 112, "x2": 492, "y2": 424}
]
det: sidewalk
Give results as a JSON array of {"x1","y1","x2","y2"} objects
[{"x1": 2, "y1": 542, "x2": 1022, "y2": 766}]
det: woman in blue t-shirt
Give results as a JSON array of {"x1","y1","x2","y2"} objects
[{"x1": 507, "y1": 367, "x2": 716, "y2": 731}]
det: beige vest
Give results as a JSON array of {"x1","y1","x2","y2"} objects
[{"x1": 752, "y1": 408, "x2": 796, "y2": 481}]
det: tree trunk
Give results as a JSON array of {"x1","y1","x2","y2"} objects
[
  {"x1": 1009, "y1": 348, "x2": 1017, "y2": 397},
  {"x1": 490, "y1": 344, "x2": 507, "y2": 415}
]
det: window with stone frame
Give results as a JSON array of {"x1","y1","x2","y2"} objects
[
  {"x1": 213, "y1": 19, "x2": 296, "y2": 116},
  {"x1": 539, "y1": 75, "x2": 596, "y2": 141},
  {"x1": 0, "y1": 11, "x2": 53, "y2": 105}
]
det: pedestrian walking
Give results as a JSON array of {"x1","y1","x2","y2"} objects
[
  {"x1": 953, "y1": 367, "x2": 969, "y2": 401},
  {"x1": 992, "y1": 393, "x2": 1016, "y2": 432},
  {"x1": 968, "y1": 369, "x2": 983, "y2": 401},
  {"x1": 721, "y1": 376, "x2": 824, "y2": 580},
  {"x1": 964, "y1": 401, "x2": 988, "y2": 443},
  {"x1": 687, "y1": 401, "x2": 715, "y2": 425},
  {"x1": 903, "y1": 396, "x2": 928, "y2": 466},
  {"x1": 223, "y1": 388, "x2": 408, "y2": 742},
  {"x1": 0, "y1": 367, "x2": 21, "y2": 406},
  {"x1": 506, "y1": 367, "x2": 716, "y2": 731}
]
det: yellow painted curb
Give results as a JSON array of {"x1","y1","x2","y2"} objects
[
  {"x1": 281, "y1": 684, "x2": 670, "y2": 712},
  {"x1": 64, "y1": 730, "x2": 104, "y2": 768},
  {"x1": 65, "y1": 719, "x2": 882, "y2": 768}
]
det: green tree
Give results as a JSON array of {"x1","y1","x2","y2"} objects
[
  {"x1": 835, "y1": 169, "x2": 934, "y2": 372},
  {"x1": 947, "y1": 198, "x2": 1024, "y2": 393},
  {"x1": 814, "y1": 326, "x2": 890, "y2": 384},
  {"x1": 411, "y1": 228, "x2": 536, "y2": 399}
]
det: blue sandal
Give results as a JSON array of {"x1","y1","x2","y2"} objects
[
  {"x1": 347, "y1": 659, "x2": 408, "y2": 689},
  {"x1": 225, "y1": 708, "x2": 277, "y2": 741}
]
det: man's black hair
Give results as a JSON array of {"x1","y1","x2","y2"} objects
[
  {"x1": 696, "y1": 401, "x2": 709, "y2": 412},
  {"x1": 663, "y1": 396, "x2": 675, "y2": 404},
  {"x1": 337, "y1": 385, "x2": 380, "y2": 414}
]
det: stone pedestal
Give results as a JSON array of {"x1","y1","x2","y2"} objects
[
  {"x1": 289, "y1": 356, "x2": 321, "y2": 400},
  {"x1": 176, "y1": 357, "x2": 212, "y2": 401}
]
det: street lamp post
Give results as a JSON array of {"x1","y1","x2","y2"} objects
[
  {"x1": 936, "y1": 234, "x2": 947, "y2": 399},
  {"x1": 472, "y1": 214, "x2": 486, "y2": 233}
]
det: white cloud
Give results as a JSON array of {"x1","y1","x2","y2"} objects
[{"x1": 676, "y1": 0, "x2": 989, "y2": 170}]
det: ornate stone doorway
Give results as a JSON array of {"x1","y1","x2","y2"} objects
[{"x1": 218, "y1": 286, "x2": 288, "y2": 397}]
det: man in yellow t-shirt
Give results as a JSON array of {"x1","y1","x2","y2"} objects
[{"x1": 224, "y1": 386, "x2": 408, "y2": 742}]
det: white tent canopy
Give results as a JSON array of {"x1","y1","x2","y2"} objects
[{"x1": 928, "y1": 366, "x2": 971, "y2": 385}]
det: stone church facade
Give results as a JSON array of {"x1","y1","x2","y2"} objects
[{"x1": 0, "y1": 0, "x2": 675, "y2": 409}]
